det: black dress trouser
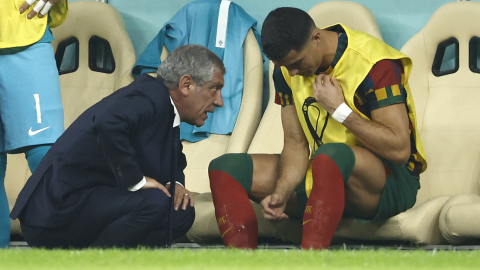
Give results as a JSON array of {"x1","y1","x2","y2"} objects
[{"x1": 20, "y1": 186, "x2": 195, "y2": 249}]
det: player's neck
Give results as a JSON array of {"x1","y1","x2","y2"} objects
[{"x1": 318, "y1": 30, "x2": 339, "y2": 71}]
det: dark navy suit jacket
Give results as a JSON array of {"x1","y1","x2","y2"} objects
[{"x1": 10, "y1": 74, "x2": 186, "y2": 227}]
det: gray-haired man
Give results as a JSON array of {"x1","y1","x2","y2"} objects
[{"x1": 11, "y1": 44, "x2": 225, "y2": 248}]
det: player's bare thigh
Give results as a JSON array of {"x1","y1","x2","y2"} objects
[
  {"x1": 249, "y1": 154, "x2": 302, "y2": 218},
  {"x1": 249, "y1": 154, "x2": 279, "y2": 200},
  {"x1": 346, "y1": 146, "x2": 388, "y2": 219}
]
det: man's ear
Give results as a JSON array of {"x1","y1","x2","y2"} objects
[
  {"x1": 178, "y1": 74, "x2": 194, "y2": 96},
  {"x1": 311, "y1": 28, "x2": 321, "y2": 45}
]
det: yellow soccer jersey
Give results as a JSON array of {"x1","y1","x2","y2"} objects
[{"x1": 0, "y1": 0, "x2": 68, "y2": 48}]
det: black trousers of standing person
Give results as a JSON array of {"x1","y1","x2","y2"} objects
[{"x1": 19, "y1": 186, "x2": 195, "y2": 249}]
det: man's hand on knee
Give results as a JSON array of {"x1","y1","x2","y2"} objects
[
  {"x1": 141, "y1": 176, "x2": 171, "y2": 197},
  {"x1": 166, "y1": 183, "x2": 194, "y2": 211}
]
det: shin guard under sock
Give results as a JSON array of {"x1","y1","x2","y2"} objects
[
  {"x1": 302, "y1": 143, "x2": 355, "y2": 250},
  {"x1": 209, "y1": 154, "x2": 257, "y2": 249}
]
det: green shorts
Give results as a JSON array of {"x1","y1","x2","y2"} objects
[{"x1": 295, "y1": 157, "x2": 420, "y2": 222}]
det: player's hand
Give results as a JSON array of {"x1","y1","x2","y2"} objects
[
  {"x1": 260, "y1": 193, "x2": 288, "y2": 220},
  {"x1": 141, "y1": 176, "x2": 171, "y2": 197},
  {"x1": 313, "y1": 74, "x2": 345, "y2": 114},
  {"x1": 166, "y1": 183, "x2": 194, "y2": 211},
  {"x1": 19, "y1": 0, "x2": 59, "y2": 19}
]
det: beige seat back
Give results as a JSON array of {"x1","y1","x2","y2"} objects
[
  {"x1": 248, "y1": 1, "x2": 383, "y2": 154},
  {"x1": 401, "y1": 1, "x2": 480, "y2": 206},
  {"x1": 164, "y1": 28, "x2": 263, "y2": 242},
  {"x1": 6, "y1": 1, "x2": 136, "y2": 234},
  {"x1": 333, "y1": 1, "x2": 480, "y2": 246},
  {"x1": 51, "y1": 1, "x2": 136, "y2": 127},
  {"x1": 309, "y1": 1, "x2": 383, "y2": 41},
  {"x1": 174, "y1": 29, "x2": 263, "y2": 193}
]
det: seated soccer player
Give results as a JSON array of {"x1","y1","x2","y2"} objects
[{"x1": 209, "y1": 7, "x2": 427, "y2": 249}]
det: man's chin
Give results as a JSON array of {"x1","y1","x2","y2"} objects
[
  {"x1": 300, "y1": 72, "x2": 313, "y2": 77},
  {"x1": 194, "y1": 120, "x2": 205, "y2": 127}
]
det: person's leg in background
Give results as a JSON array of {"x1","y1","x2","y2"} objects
[
  {"x1": 0, "y1": 38, "x2": 64, "y2": 249},
  {"x1": 0, "y1": 153, "x2": 10, "y2": 248},
  {"x1": 25, "y1": 145, "x2": 52, "y2": 173}
]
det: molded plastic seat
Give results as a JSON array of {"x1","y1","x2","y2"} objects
[{"x1": 317, "y1": 1, "x2": 480, "y2": 245}]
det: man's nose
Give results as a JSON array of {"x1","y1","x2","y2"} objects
[{"x1": 214, "y1": 90, "x2": 223, "y2": 108}]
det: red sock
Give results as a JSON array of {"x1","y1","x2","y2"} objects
[
  {"x1": 209, "y1": 170, "x2": 258, "y2": 249},
  {"x1": 301, "y1": 154, "x2": 345, "y2": 250}
]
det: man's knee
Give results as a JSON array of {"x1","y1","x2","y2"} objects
[
  {"x1": 313, "y1": 143, "x2": 356, "y2": 183},
  {"x1": 209, "y1": 153, "x2": 253, "y2": 192},
  {"x1": 136, "y1": 189, "x2": 170, "y2": 221},
  {"x1": 313, "y1": 143, "x2": 353, "y2": 160},
  {"x1": 172, "y1": 205, "x2": 195, "y2": 238}
]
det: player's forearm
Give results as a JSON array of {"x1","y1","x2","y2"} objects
[
  {"x1": 275, "y1": 142, "x2": 310, "y2": 198},
  {"x1": 342, "y1": 111, "x2": 410, "y2": 165}
]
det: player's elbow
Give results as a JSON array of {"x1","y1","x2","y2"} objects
[
  {"x1": 392, "y1": 151, "x2": 410, "y2": 166},
  {"x1": 388, "y1": 144, "x2": 411, "y2": 166}
]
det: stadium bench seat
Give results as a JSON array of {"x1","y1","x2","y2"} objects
[
  {"x1": 332, "y1": 0, "x2": 480, "y2": 246},
  {"x1": 419, "y1": 1, "x2": 480, "y2": 245}
]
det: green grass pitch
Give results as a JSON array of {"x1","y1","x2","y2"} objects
[{"x1": 1, "y1": 249, "x2": 479, "y2": 270}]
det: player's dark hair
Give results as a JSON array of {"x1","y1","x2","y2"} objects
[{"x1": 261, "y1": 7, "x2": 316, "y2": 61}]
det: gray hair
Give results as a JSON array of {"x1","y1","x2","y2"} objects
[{"x1": 157, "y1": 44, "x2": 226, "y2": 89}]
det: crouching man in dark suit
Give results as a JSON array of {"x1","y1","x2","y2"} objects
[{"x1": 10, "y1": 44, "x2": 225, "y2": 248}]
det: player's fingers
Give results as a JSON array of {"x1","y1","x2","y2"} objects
[
  {"x1": 19, "y1": 0, "x2": 36, "y2": 14},
  {"x1": 323, "y1": 74, "x2": 334, "y2": 86},
  {"x1": 32, "y1": 0, "x2": 47, "y2": 12},
  {"x1": 264, "y1": 211, "x2": 286, "y2": 220},
  {"x1": 26, "y1": 0, "x2": 45, "y2": 19},
  {"x1": 262, "y1": 209, "x2": 275, "y2": 220},
  {"x1": 260, "y1": 199, "x2": 272, "y2": 214},
  {"x1": 262, "y1": 204, "x2": 276, "y2": 218},
  {"x1": 316, "y1": 73, "x2": 326, "y2": 84},
  {"x1": 331, "y1": 77, "x2": 341, "y2": 88},
  {"x1": 38, "y1": 2, "x2": 53, "y2": 18}
]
